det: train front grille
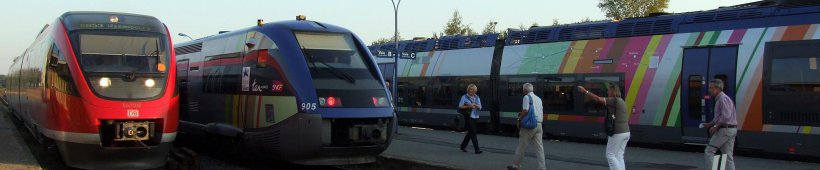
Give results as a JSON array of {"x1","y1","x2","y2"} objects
[
  {"x1": 323, "y1": 118, "x2": 389, "y2": 147},
  {"x1": 99, "y1": 119, "x2": 162, "y2": 147}
]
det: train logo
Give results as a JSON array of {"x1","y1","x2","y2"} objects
[
  {"x1": 271, "y1": 80, "x2": 284, "y2": 93},
  {"x1": 127, "y1": 109, "x2": 140, "y2": 118}
]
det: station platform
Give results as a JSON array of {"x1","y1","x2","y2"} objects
[
  {"x1": 380, "y1": 126, "x2": 820, "y2": 170},
  {"x1": 0, "y1": 105, "x2": 41, "y2": 170}
]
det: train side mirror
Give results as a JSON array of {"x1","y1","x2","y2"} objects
[{"x1": 245, "y1": 42, "x2": 256, "y2": 49}]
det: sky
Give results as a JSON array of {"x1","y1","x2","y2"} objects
[{"x1": 0, "y1": 0, "x2": 757, "y2": 74}]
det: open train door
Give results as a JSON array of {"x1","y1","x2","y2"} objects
[{"x1": 680, "y1": 46, "x2": 737, "y2": 144}]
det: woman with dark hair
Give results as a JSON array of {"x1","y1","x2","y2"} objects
[{"x1": 578, "y1": 84, "x2": 630, "y2": 170}]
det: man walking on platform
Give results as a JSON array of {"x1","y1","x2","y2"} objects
[
  {"x1": 507, "y1": 83, "x2": 545, "y2": 170},
  {"x1": 702, "y1": 79, "x2": 738, "y2": 170}
]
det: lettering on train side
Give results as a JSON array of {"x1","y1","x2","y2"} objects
[
  {"x1": 251, "y1": 79, "x2": 269, "y2": 92},
  {"x1": 271, "y1": 80, "x2": 284, "y2": 93}
]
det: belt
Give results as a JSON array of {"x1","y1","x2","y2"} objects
[{"x1": 718, "y1": 125, "x2": 737, "y2": 128}]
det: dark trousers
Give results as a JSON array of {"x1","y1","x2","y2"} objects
[{"x1": 461, "y1": 118, "x2": 480, "y2": 151}]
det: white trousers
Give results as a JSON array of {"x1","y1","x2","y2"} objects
[
  {"x1": 705, "y1": 128, "x2": 736, "y2": 170},
  {"x1": 511, "y1": 123, "x2": 545, "y2": 170},
  {"x1": 606, "y1": 132, "x2": 630, "y2": 170}
]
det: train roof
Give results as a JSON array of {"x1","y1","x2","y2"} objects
[
  {"x1": 368, "y1": 34, "x2": 499, "y2": 58},
  {"x1": 505, "y1": 0, "x2": 820, "y2": 45},
  {"x1": 59, "y1": 11, "x2": 167, "y2": 34},
  {"x1": 369, "y1": 0, "x2": 820, "y2": 55},
  {"x1": 174, "y1": 19, "x2": 355, "y2": 48}
]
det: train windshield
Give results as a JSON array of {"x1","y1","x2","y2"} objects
[
  {"x1": 296, "y1": 32, "x2": 383, "y2": 90},
  {"x1": 73, "y1": 32, "x2": 170, "y2": 100},
  {"x1": 78, "y1": 34, "x2": 166, "y2": 73},
  {"x1": 296, "y1": 32, "x2": 388, "y2": 108}
]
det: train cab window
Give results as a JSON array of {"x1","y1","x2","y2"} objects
[
  {"x1": 687, "y1": 75, "x2": 704, "y2": 120},
  {"x1": 73, "y1": 32, "x2": 170, "y2": 100},
  {"x1": 542, "y1": 76, "x2": 577, "y2": 113},
  {"x1": 47, "y1": 43, "x2": 77, "y2": 95},
  {"x1": 583, "y1": 75, "x2": 622, "y2": 114},
  {"x1": 296, "y1": 32, "x2": 383, "y2": 91}
]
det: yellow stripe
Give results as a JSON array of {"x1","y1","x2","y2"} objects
[
  {"x1": 546, "y1": 114, "x2": 560, "y2": 120},
  {"x1": 232, "y1": 95, "x2": 239, "y2": 126},
  {"x1": 561, "y1": 40, "x2": 588, "y2": 73},
  {"x1": 625, "y1": 35, "x2": 663, "y2": 120},
  {"x1": 802, "y1": 126, "x2": 812, "y2": 134}
]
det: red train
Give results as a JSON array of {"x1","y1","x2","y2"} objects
[{"x1": 2, "y1": 11, "x2": 178, "y2": 169}]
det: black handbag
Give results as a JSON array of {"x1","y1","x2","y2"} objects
[
  {"x1": 604, "y1": 98, "x2": 616, "y2": 136},
  {"x1": 458, "y1": 94, "x2": 474, "y2": 117},
  {"x1": 458, "y1": 107, "x2": 470, "y2": 116}
]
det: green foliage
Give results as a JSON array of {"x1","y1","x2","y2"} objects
[
  {"x1": 597, "y1": 0, "x2": 669, "y2": 20},
  {"x1": 443, "y1": 10, "x2": 476, "y2": 36}
]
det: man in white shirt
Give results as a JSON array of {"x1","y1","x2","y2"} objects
[{"x1": 508, "y1": 83, "x2": 545, "y2": 170}]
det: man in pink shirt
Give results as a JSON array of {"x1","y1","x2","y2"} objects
[{"x1": 701, "y1": 79, "x2": 737, "y2": 170}]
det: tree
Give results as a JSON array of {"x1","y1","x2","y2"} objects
[
  {"x1": 443, "y1": 10, "x2": 476, "y2": 36},
  {"x1": 552, "y1": 19, "x2": 560, "y2": 26},
  {"x1": 581, "y1": 17, "x2": 592, "y2": 23},
  {"x1": 597, "y1": 0, "x2": 669, "y2": 20},
  {"x1": 531, "y1": 22, "x2": 539, "y2": 28},
  {"x1": 481, "y1": 21, "x2": 498, "y2": 34},
  {"x1": 371, "y1": 32, "x2": 402, "y2": 45}
]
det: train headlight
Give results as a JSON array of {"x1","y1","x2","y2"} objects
[
  {"x1": 373, "y1": 97, "x2": 389, "y2": 107},
  {"x1": 99, "y1": 77, "x2": 112, "y2": 87},
  {"x1": 145, "y1": 79, "x2": 155, "y2": 87}
]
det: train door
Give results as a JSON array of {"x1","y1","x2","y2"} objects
[
  {"x1": 680, "y1": 46, "x2": 737, "y2": 144},
  {"x1": 177, "y1": 59, "x2": 190, "y2": 120}
]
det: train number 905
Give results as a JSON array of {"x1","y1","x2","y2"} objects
[{"x1": 301, "y1": 102, "x2": 317, "y2": 111}]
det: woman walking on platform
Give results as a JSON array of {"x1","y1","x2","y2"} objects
[{"x1": 578, "y1": 84, "x2": 630, "y2": 170}]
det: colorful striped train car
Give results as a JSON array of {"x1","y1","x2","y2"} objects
[{"x1": 370, "y1": 0, "x2": 820, "y2": 157}]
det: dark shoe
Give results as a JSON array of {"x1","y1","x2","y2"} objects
[
  {"x1": 506, "y1": 165, "x2": 519, "y2": 170},
  {"x1": 460, "y1": 148, "x2": 467, "y2": 152},
  {"x1": 475, "y1": 150, "x2": 483, "y2": 154}
]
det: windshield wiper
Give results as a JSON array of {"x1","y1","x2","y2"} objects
[{"x1": 301, "y1": 46, "x2": 356, "y2": 84}]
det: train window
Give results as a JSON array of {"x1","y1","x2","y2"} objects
[
  {"x1": 769, "y1": 57, "x2": 820, "y2": 92},
  {"x1": 431, "y1": 78, "x2": 454, "y2": 107},
  {"x1": 583, "y1": 76, "x2": 622, "y2": 114},
  {"x1": 78, "y1": 34, "x2": 165, "y2": 73},
  {"x1": 542, "y1": 75, "x2": 577, "y2": 112},
  {"x1": 295, "y1": 32, "x2": 383, "y2": 91},
  {"x1": 507, "y1": 77, "x2": 536, "y2": 96},
  {"x1": 414, "y1": 86, "x2": 429, "y2": 107},
  {"x1": 47, "y1": 43, "x2": 78, "y2": 95},
  {"x1": 763, "y1": 40, "x2": 820, "y2": 126},
  {"x1": 687, "y1": 75, "x2": 704, "y2": 120},
  {"x1": 398, "y1": 77, "x2": 428, "y2": 107}
]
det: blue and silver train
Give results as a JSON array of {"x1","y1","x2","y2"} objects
[{"x1": 174, "y1": 16, "x2": 395, "y2": 165}]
